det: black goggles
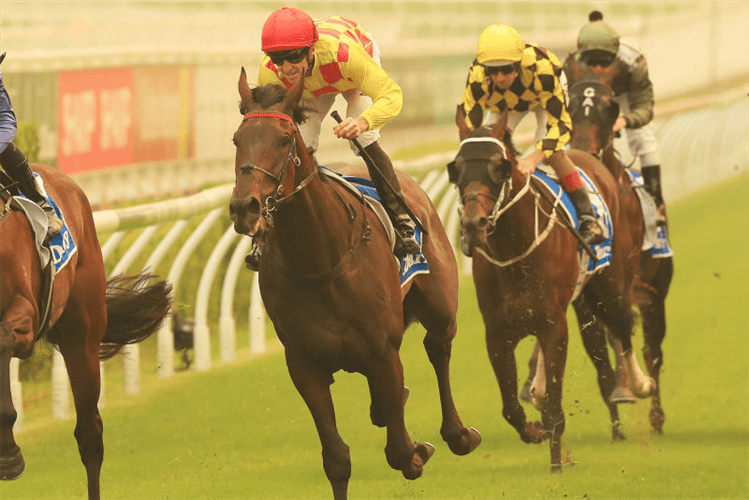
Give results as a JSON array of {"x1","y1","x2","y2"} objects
[
  {"x1": 266, "y1": 47, "x2": 310, "y2": 66},
  {"x1": 584, "y1": 51, "x2": 616, "y2": 68},
  {"x1": 484, "y1": 63, "x2": 518, "y2": 76}
]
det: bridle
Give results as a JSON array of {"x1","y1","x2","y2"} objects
[
  {"x1": 455, "y1": 137, "x2": 563, "y2": 267},
  {"x1": 238, "y1": 111, "x2": 317, "y2": 225}
]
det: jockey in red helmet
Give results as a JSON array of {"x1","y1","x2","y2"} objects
[{"x1": 244, "y1": 7, "x2": 418, "y2": 271}]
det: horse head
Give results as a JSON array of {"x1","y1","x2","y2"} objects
[
  {"x1": 229, "y1": 67, "x2": 312, "y2": 239},
  {"x1": 568, "y1": 79, "x2": 619, "y2": 158},
  {"x1": 447, "y1": 117, "x2": 516, "y2": 257}
]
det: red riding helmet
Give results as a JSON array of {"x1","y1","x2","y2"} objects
[{"x1": 261, "y1": 7, "x2": 318, "y2": 52}]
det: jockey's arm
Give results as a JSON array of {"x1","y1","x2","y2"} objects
[
  {"x1": 342, "y1": 42, "x2": 403, "y2": 132},
  {"x1": 622, "y1": 56, "x2": 655, "y2": 129}
]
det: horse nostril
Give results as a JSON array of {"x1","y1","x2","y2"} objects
[
  {"x1": 247, "y1": 198, "x2": 260, "y2": 217},
  {"x1": 476, "y1": 216, "x2": 490, "y2": 232}
]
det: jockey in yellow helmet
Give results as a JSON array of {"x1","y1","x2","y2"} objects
[{"x1": 458, "y1": 24, "x2": 605, "y2": 246}]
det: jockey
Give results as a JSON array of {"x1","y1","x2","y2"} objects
[
  {"x1": 457, "y1": 24, "x2": 605, "y2": 247},
  {"x1": 565, "y1": 10, "x2": 667, "y2": 225},
  {"x1": 0, "y1": 66, "x2": 63, "y2": 239},
  {"x1": 245, "y1": 7, "x2": 419, "y2": 271}
]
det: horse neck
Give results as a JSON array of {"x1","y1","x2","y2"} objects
[
  {"x1": 269, "y1": 140, "x2": 363, "y2": 276},
  {"x1": 601, "y1": 143, "x2": 627, "y2": 184}
]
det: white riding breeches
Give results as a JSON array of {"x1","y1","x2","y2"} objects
[{"x1": 613, "y1": 94, "x2": 661, "y2": 167}]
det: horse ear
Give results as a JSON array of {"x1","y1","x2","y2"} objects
[
  {"x1": 238, "y1": 67, "x2": 253, "y2": 107},
  {"x1": 282, "y1": 72, "x2": 304, "y2": 116},
  {"x1": 489, "y1": 111, "x2": 508, "y2": 140}
]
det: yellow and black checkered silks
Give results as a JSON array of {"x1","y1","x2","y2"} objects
[{"x1": 458, "y1": 44, "x2": 572, "y2": 159}]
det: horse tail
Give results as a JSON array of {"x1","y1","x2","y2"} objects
[{"x1": 99, "y1": 272, "x2": 173, "y2": 360}]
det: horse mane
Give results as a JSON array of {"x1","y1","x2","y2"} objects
[{"x1": 239, "y1": 84, "x2": 310, "y2": 125}]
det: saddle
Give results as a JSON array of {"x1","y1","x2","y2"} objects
[
  {"x1": 319, "y1": 166, "x2": 429, "y2": 287},
  {"x1": 0, "y1": 172, "x2": 73, "y2": 338}
]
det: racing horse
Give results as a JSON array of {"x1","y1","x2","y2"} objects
[
  {"x1": 0, "y1": 165, "x2": 172, "y2": 499},
  {"x1": 567, "y1": 76, "x2": 674, "y2": 434},
  {"x1": 229, "y1": 68, "x2": 481, "y2": 500},
  {"x1": 447, "y1": 115, "x2": 654, "y2": 471}
]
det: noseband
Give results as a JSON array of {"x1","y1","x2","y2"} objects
[{"x1": 239, "y1": 111, "x2": 315, "y2": 224}]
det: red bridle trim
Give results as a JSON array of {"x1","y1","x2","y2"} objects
[{"x1": 242, "y1": 111, "x2": 294, "y2": 124}]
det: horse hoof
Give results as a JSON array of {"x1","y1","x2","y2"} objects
[
  {"x1": 633, "y1": 377, "x2": 657, "y2": 399},
  {"x1": 521, "y1": 421, "x2": 545, "y2": 444},
  {"x1": 609, "y1": 387, "x2": 636, "y2": 404},
  {"x1": 550, "y1": 463, "x2": 563, "y2": 473},
  {"x1": 448, "y1": 427, "x2": 482, "y2": 456},
  {"x1": 0, "y1": 448, "x2": 26, "y2": 481},
  {"x1": 416, "y1": 442, "x2": 435, "y2": 465}
]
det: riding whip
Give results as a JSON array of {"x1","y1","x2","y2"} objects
[{"x1": 330, "y1": 110, "x2": 428, "y2": 234}]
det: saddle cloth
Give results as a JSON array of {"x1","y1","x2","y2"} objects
[
  {"x1": 319, "y1": 166, "x2": 429, "y2": 287},
  {"x1": 625, "y1": 168, "x2": 674, "y2": 258},
  {"x1": 532, "y1": 166, "x2": 613, "y2": 275},
  {"x1": 15, "y1": 173, "x2": 77, "y2": 275}
]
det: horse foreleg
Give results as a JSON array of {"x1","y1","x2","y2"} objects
[
  {"x1": 422, "y1": 324, "x2": 481, "y2": 456},
  {"x1": 56, "y1": 320, "x2": 104, "y2": 500},
  {"x1": 573, "y1": 297, "x2": 626, "y2": 441},
  {"x1": 538, "y1": 326, "x2": 568, "y2": 472},
  {"x1": 641, "y1": 298, "x2": 667, "y2": 433},
  {"x1": 486, "y1": 331, "x2": 543, "y2": 444},
  {"x1": 369, "y1": 349, "x2": 434, "y2": 481},
  {"x1": 0, "y1": 322, "x2": 24, "y2": 481},
  {"x1": 285, "y1": 349, "x2": 350, "y2": 500}
]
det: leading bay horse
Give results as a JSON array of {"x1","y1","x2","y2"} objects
[
  {"x1": 567, "y1": 75, "x2": 674, "y2": 434},
  {"x1": 0, "y1": 164, "x2": 172, "y2": 499},
  {"x1": 229, "y1": 69, "x2": 480, "y2": 500},
  {"x1": 448, "y1": 114, "x2": 654, "y2": 471}
]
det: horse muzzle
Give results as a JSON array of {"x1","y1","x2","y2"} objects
[
  {"x1": 459, "y1": 209, "x2": 492, "y2": 257},
  {"x1": 229, "y1": 195, "x2": 263, "y2": 236}
]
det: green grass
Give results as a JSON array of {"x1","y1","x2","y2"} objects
[{"x1": 4, "y1": 172, "x2": 748, "y2": 500}]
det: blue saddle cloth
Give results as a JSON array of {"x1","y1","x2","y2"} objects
[
  {"x1": 17, "y1": 173, "x2": 77, "y2": 274},
  {"x1": 625, "y1": 169, "x2": 674, "y2": 258},
  {"x1": 531, "y1": 168, "x2": 613, "y2": 273},
  {"x1": 320, "y1": 167, "x2": 429, "y2": 286}
]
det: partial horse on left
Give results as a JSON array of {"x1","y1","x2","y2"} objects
[{"x1": 0, "y1": 163, "x2": 172, "y2": 499}]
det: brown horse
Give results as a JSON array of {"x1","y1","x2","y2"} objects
[
  {"x1": 448, "y1": 115, "x2": 654, "y2": 471},
  {"x1": 567, "y1": 77, "x2": 674, "y2": 434},
  {"x1": 0, "y1": 164, "x2": 172, "y2": 499},
  {"x1": 228, "y1": 69, "x2": 480, "y2": 500}
]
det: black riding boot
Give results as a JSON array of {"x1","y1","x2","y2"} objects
[
  {"x1": 0, "y1": 143, "x2": 63, "y2": 239},
  {"x1": 567, "y1": 187, "x2": 606, "y2": 246},
  {"x1": 641, "y1": 165, "x2": 667, "y2": 226},
  {"x1": 244, "y1": 241, "x2": 262, "y2": 272},
  {"x1": 362, "y1": 142, "x2": 420, "y2": 257}
]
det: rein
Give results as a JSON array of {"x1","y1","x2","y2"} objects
[
  {"x1": 240, "y1": 111, "x2": 311, "y2": 224},
  {"x1": 470, "y1": 174, "x2": 564, "y2": 268},
  {"x1": 240, "y1": 110, "x2": 369, "y2": 284}
]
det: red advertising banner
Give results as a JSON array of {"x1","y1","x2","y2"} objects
[
  {"x1": 132, "y1": 67, "x2": 194, "y2": 163},
  {"x1": 58, "y1": 68, "x2": 134, "y2": 173}
]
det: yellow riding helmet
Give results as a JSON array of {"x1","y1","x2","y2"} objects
[{"x1": 476, "y1": 24, "x2": 524, "y2": 66}]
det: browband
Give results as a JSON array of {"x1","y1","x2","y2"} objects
[
  {"x1": 243, "y1": 111, "x2": 294, "y2": 124},
  {"x1": 459, "y1": 136, "x2": 507, "y2": 157}
]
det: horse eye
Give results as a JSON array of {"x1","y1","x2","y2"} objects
[{"x1": 278, "y1": 135, "x2": 292, "y2": 148}]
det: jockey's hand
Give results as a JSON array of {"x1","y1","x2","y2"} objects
[
  {"x1": 334, "y1": 116, "x2": 369, "y2": 141},
  {"x1": 517, "y1": 149, "x2": 546, "y2": 177},
  {"x1": 613, "y1": 116, "x2": 627, "y2": 132}
]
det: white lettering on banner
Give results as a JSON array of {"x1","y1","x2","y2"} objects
[
  {"x1": 99, "y1": 87, "x2": 132, "y2": 150},
  {"x1": 60, "y1": 90, "x2": 96, "y2": 155}
]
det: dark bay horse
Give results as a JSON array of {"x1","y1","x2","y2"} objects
[
  {"x1": 448, "y1": 116, "x2": 654, "y2": 470},
  {"x1": 0, "y1": 164, "x2": 172, "y2": 499},
  {"x1": 567, "y1": 76, "x2": 674, "y2": 434},
  {"x1": 229, "y1": 69, "x2": 480, "y2": 500}
]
